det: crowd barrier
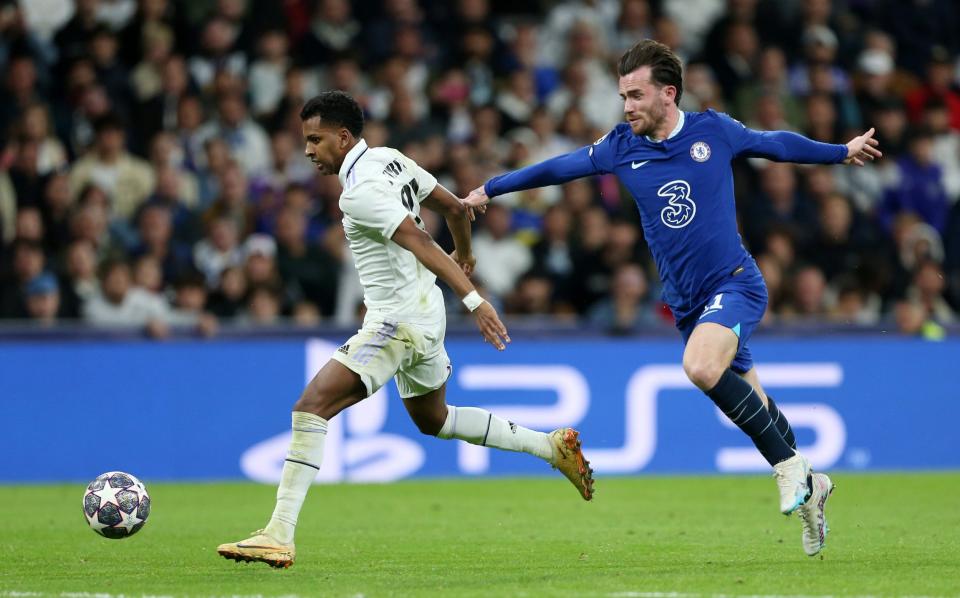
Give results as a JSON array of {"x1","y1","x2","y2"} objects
[{"x1": 2, "y1": 334, "x2": 956, "y2": 482}]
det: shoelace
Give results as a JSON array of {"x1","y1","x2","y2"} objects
[
  {"x1": 773, "y1": 465, "x2": 802, "y2": 496},
  {"x1": 798, "y1": 503, "x2": 818, "y2": 537}
]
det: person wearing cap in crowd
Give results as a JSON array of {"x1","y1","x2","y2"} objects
[{"x1": 24, "y1": 271, "x2": 61, "y2": 326}]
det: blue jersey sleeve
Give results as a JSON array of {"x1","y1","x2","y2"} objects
[
  {"x1": 710, "y1": 111, "x2": 848, "y2": 164},
  {"x1": 483, "y1": 128, "x2": 620, "y2": 198}
]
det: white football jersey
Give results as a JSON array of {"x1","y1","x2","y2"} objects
[{"x1": 337, "y1": 139, "x2": 444, "y2": 324}]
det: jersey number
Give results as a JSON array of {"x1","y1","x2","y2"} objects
[
  {"x1": 400, "y1": 178, "x2": 422, "y2": 225},
  {"x1": 658, "y1": 179, "x2": 697, "y2": 229}
]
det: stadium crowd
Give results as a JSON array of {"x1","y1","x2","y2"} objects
[{"x1": 0, "y1": 0, "x2": 958, "y2": 337}]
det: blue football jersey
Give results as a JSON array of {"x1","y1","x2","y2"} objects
[{"x1": 485, "y1": 110, "x2": 848, "y2": 320}]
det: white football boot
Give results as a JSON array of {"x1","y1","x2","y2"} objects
[
  {"x1": 772, "y1": 452, "x2": 812, "y2": 514},
  {"x1": 797, "y1": 472, "x2": 835, "y2": 556}
]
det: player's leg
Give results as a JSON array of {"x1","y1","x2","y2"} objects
[
  {"x1": 742, "y1": 366, "x2": 834, "y2": 555},
  {"x1": 681, "y1": 287, "x2": 809, "y2": 514},
  {"x1": 263, "y1": 359, "x2": 367, "y2": 542},
  {"x1": 397, "y1": 327, "x2": 594, "y2": 500},
  {"x1": 217, "y1": 359, "x2": 367, "y2": 568},
  {"x1": 402, "y1": 381, "x2": 551, "y2": 459},
  {"x1": 220, "y1": 320, "x2": 406, "y2": 567},
  {"x1": 739, "y1": 367, "x2": 798, "y2": 450},
  {"x1": 683, "y1": 323, "x2": 794, "y2": 467}
]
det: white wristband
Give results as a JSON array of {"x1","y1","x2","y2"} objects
[{"x1": 462, "y1": 290, "x2": 485, "y2": 312}]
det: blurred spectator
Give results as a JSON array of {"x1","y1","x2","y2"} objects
[
  {"x1": 0, "y1": 56, "x2": 43, "y2": 143},
  {"x1": 60, "y1": 239, "x2": 100, "y2": 316},
  {"x1": 472, "y1": 203, "x2": 532, "y2": 299},
  {"x1": 193, "y1": 215, "x2": 243, "y2": 288},
  {"x1": 530, "y1": 204, "x2": 575, "y2": 308},
  {"x1": 203, "y1": 161, "x2": 255, "y2": 237},
  {"x1": 904, "y1": 46, "x2": 960, "y2": 130},
  {"x1": 504, "y1": 270, "x2": 555, "y2": 316},
  {"x1": 854, "y1": 48, "x2": 897, "y2": 127},
  {"x1": 119, "y1": 0, "x2": 192, "y2": 68},
  {"x1": 783, "y1": 264, "x2": 830, "y2": 320},
  {"x1": 68, "y1": 115, "x2": 155, "y2": 221},
  {"x1": 706, "y1": 20, "x2": 759, "y2": 102},
  {"x1": 734, "y1": 46, "x2": 801, "y2": 127},
  {"x1": 878, "y1": 126, "x2": 950, "y2": 233},
  {"x1": 23, "y1": 271, "x2": 61, "y2": 326},
  {"x1": 742, "y1": 162, "x2": 817, "y2": 252},
  {"x1": 587, "y1": 262, "x2": 656, "y2": 333},
  {"x1": 196, "y1": 91, "x2": 271, "y2": 176},
  {"x1": 906, "y1": 259, "x2": 955, "y2": 324},
  {"x1": 167, "y1": 270, "x2": 218, "y2": 337},
  {"x1": 787, "y1": 25, "x2": 848, "y2": 96},
  {"x1": 611, "y1": 0, "x2": 653, "y2": 57},
  {"x1": 296, "y1": 0, "x2": 361, "y2": 67},
  {"x1": 807, "y1": 193, "x2": 874, "y2": 282},
  {"x1": 88, "y1": 26, "x2": 130, "y2": 114},
  {"x1": 39, "y1": 172, "x2": 74, "y2": 254},
  {"x1": 131, "y1": 253, "x2": 164, "y2": 295},
  {"x1": 17, "y1": 102, "x2": 68, "y2": 175},
  {"x1": 249, "y1": 29, "x2": 290, "y2": 118},
  {"x1": 829, "y1": 279, "x2": 881, "y2": 326},
  {"x1": 187, "y1": 17, "x2": 246, "y2": 93},
  {"x1": 207, "y1": 264, "x2": 246, "y2": 318},
  {"x1": 238, "y1": 283, "x2": 283, "y2": 326},
  {"x1": 923, "y1": 97, "x2": 960, "y2": 203},
  {"x1": 130, "y1": 203, "x2": 193, "y2": 286},
  {"x1": 570, "y1": 206, "x2": 611, "y2": 310},
  {"x1": 82, "y1": 257, "x2": 171, "y2": 337},
  {"x1": 0, "y1": 238, "x2": 47, "y2": 318},
  {"x1": 274, "y1": 205, "x2": 339, "y2": 316}
]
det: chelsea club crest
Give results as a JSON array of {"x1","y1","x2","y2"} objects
[{"x1": 690, "y1": 141, "x2": 711, "y2": 162}]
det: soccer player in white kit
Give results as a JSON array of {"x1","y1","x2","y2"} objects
[{"x1": 218, "y1": 92, "x2": 595, "y2": 569}]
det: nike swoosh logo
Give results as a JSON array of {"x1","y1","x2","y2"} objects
[{"x1": 631, "y1": 160, "x2": 650, "y2": 169}]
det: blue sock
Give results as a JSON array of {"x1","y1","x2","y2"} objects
[
  {"x1": 707, "y1": 369, "x2": 795, "y2": 466},
  {"x1": 766, "y1": 396, "x2": 797, "y2": 450}
]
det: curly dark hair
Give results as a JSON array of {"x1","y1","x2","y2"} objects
[{"x1": 299, "y1": 91, "x2": 364, "y2": 137}]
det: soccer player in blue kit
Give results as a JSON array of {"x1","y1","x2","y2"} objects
[{"x1": 462, "y1": 40, "x2": 881, "y2": 556}]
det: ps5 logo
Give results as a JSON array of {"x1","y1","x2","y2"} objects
[{"x1": 239, "y1": 339, "x2": 847, "y2": 482}]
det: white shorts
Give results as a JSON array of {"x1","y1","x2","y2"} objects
[{"x1": 331, "y1": 316, "x2": 451, "y2": 398}]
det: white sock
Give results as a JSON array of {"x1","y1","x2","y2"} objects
[
  {"x1": 437, "y1": 405, "x2": 553, "y2": 462},
  {"x1": 263, "y1": 411, "x2": 327, "y2": 544}
]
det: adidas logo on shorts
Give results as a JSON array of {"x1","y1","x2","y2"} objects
[{"x1": 337, "y1": 344, "x2": 350, "y2": 355}]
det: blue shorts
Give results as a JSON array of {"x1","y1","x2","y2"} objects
[{"x1": 675, "y1": 267, "x2": 768, "y2": 374}]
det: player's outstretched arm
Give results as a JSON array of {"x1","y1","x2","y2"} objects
[
  {"x1": 462, "y1": 146, "x2": 602, "y2": 221},
  {"x1": 843, "y1": 127, "x2": 882, "y2": 167},
  {"x1": 391, "y1": 217, "x2": 510, "y2": 350},
  {"x1": 421, "y1": 183, "x2": 476, "y2": 276}
]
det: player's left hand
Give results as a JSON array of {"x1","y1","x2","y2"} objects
[
  {"x1": 461, "y1": 186, "x2": 490, "y2": 221},
  {"x1": 843, "y1": 127, "x2": 882, "y2": 166},
  {"x1": 450, "y1": 250, "x2": 476, "y2": 277}
]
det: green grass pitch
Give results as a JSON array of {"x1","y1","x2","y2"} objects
[{"x1": 2, "y1": 473, "x2": 958, "y2": 597}]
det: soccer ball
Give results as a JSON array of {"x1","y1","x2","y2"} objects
[{"x1": 82, "y1": 471, "x2": 151, "y2": 539}]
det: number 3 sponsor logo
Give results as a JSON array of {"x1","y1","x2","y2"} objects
[{"x1": 658, "y1": 179, "x2": 697, "y2": 228}]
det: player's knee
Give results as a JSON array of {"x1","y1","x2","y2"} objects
[
  {"x1": 293, "y1": 383, "x2": 340, "y2": 420},
  {"x1": 411, "y1": 410, "x2": 447, "y2": 436},
  {"x1": 683, "y1": 356, "x2": 724, "y2": 391}
]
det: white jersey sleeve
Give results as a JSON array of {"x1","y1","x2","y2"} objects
[
  {"x1": 340, "y1": 179, "x2": 410, "y2": 241},
  {"x1": 399, "y1": 154, "x2": 438, "y2": 203}
]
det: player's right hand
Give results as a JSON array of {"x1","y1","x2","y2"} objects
[
  {"x1": 461, "y1": 186, "x2": 490, "y2": 222},
  {"x1": 473, "y1": 301, "x2": 510, "y2": 350}
]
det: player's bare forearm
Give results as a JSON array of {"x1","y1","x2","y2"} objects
[
  {"x1": 422, "y1": 184, "x2": 473, "y2": 256},
  {"x1": 391, "y1": 216, "x2": 474, "y2": 298}
]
